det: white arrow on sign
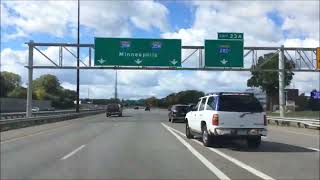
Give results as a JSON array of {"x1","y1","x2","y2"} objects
[
  {"x1": 135, "y1": 59, "x2": 142, "y2": 64},
  {"x1": 98, "y1": 58, "x2": 106, "y2": 64},
  {"x1": 170, "y1": 59, "x2": 178, "y2": 65},
  {"x1": 220, "y1": 59, "x2": 228, "y2": 65}
]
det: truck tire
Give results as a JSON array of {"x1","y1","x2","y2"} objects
[
  {"x1": 202, "y1": 124, "x2": 212, "y2": 147},
  {"x1": 186, "y1": 122, "x2": 194, "y2": 139},
  {"x1": 247, "y1": 136, "x2": 261, "y2": 148}
]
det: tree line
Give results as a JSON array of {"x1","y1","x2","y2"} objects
[
  {"x1": 84, "y1": 90, "x2": 205, "y2": 108},
  {"x1": 123, "y1": 90, "x2": 205, "y2": 108},
  {"x1": 0, "y1": 71, "x2": 76, "y2": 108}
]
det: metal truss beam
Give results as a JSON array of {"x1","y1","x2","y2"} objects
[
  {"x1": 26, "y1": 42, "x2": 316, "y2": 51},
  {"x1": 25, "y1": 65, "x2": 319, "y2": 72}
]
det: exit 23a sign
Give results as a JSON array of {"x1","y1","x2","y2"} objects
[{"x1": 218, "y1": 32, "x2": 243, "y2": 40}]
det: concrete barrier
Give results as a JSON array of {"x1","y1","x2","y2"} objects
[{"x1": 0, "y1": 110, "x2": 105, "y2": 131}]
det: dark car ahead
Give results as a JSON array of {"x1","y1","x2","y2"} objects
[
  {"x1": 145, "y1": 106, "x2": 150, "y2": 111},
  {"x1": 106, "y1": 103, "x2": 122, "y2": 117},
  {"x1": 168, "y1": 104, "x2": 189, "y2": 123}
]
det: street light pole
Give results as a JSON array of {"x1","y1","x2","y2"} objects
[{"x1": 76, "y1": 0, "x2": 80, "y2": 112}]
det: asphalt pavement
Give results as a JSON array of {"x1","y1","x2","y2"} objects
[{"x1": 1, "y1": 108, "x2": 319, "y2": 179}]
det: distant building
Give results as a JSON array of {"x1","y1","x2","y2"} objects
[
  {"x1": 245, "y1": 88, "x2": 267, "y2": 110},
  {"x1": 284, "y1": 89, "x2": 299, "y2": 111}
]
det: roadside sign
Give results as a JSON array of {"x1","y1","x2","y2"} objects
[
  {"x1": 311, "y1": 90, "x2": 320, "y2": 100},
  {"x1": 205, "y1": 40, "x2": 244, "y2": 67},
  {"x1": 317, "y1": 47, "x2": 320, "y2": 69},
  {"x1": 218, "y1": 32, "x2": 243, "y2": 40},
  {"x1": 94, "y1": 38, "x2": 181, "y2": 67}
]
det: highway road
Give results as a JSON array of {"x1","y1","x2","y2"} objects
[{"x1": 1, "y1": 109, "x2": 319, "y2": 179}]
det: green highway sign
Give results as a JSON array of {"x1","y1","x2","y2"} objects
[
  {"x1": 218, "y1": 32, "x2": 243, "y2": 40},
  {"x1": 94, "y1": 38, "x2": 181, "y2": 67},
  {"x1": 205, "y1": 40, "x2": 243, "y2": 67}
]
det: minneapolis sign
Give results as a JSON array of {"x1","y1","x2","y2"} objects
[{"x1": 94, "y1": 38, "x2": 181, "y2": 67}]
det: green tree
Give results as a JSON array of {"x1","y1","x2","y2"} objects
[
  {"x1": 34, "y1": 87, "x2": 47, "y2": 100},
  {"x1": 57, "y1": 89, "x2": 77, "y2": 108},
  {"x1": 0, "y1": 71, "x2": 22, "y2": 97},
  {"x1": 175, "y1": 90, "x2": 204, "y2": 105},
  {"x1": 145, "y1": 96, "x2": 158, "y2": 106},
  {"x1": 7, "y1": 86, "x2": 27, "y2": 98},
  {"x1": 163, "y1": 90, "x2": 204, "y2": 107},
  {"x1": 295, "y1": 93, "x2": 309, "y2": 111},
  {"x1": 33, "y1": 74, "x2": 62, "y2": 96},
  {"x1": 247, "y1": 53, "x2": 295, "y2": 110}
]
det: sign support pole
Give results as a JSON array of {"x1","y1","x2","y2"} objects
[
  {"x1": 76, "y1": 0, "x2": 80, "y2": 113},
  {"x1": 26, "y1": 40, "x2": 34, "y2": 118},
  {"x1": 279, "y1": 45, "x2": 285, "y2": 117}
]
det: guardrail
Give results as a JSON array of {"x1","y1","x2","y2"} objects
[
  {"x1": 0, "y1": 110, "x2": 105, "y2": 131},
  {"x1": 0, "y1": 109, "x2": 102, "y2": 120},
  {"x1": 267, "y1": 116, "x2": 320, "y2": 129}
]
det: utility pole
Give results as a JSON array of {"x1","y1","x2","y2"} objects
[
  {"x1": 279, "y1": 45, "x2": 285, "y2": 117},
  {"x1": 76, "y1": 0, "x2": 80, "y2": 112},
  {"x1": 115, "y1": 70, "x2": 118, "y2": 101}
]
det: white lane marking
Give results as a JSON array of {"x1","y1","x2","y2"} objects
[
  {"x1": 270, "y1": 128, "x2": 319, "y2": 137},
  {"x1": 307, "y1": 147, "x2": 320, "y2": 152},
  {"x1": 61, "y1": 145, "x2": 86, "y2": 160},
  {"x1": 168, "y1": 126, "x2": 275, "y2": 180},
  {"x1": 1, "y1": 124, "x2": 74, "y2": 144},
  {"x1": 161, "y1": 123, "x2": 230, "y2": 180}
]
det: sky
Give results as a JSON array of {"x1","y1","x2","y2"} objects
[{"x1": 1, "y1": 0, "x2": 319, "y2": 100}]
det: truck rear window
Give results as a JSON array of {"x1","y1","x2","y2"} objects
[{"x1": 218, "y1": 95, "x2": 263, "y2": 112}]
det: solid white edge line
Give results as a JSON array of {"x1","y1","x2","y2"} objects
[
  {"x1": 307, "y1": 147, "x2": 320, "y2": 152},
  {"x1": 161, "y1": 123, "x2": 231, "y2": 180},
  {"x1": 61, "y1": 145, "x2": 86, "y2": 160},
  {"x1": 168, "y1": 125, "x2": 275, "y2": 180}
]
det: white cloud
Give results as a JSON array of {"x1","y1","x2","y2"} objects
[
  {"x1": 284, "y1": 38, "x2": 320, "y2": 47},
  {"x1": 162, "y1": 1, "x2": 319, "y2": 47},
  {"x1": 1, "y1": 1, "x2": 170, "y2": 40}
]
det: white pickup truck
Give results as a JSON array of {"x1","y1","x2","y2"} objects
[{"x1": 185, "y1": 92, "x2": 267, "y2": 148}]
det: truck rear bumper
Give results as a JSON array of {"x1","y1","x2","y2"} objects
[{"x1": 210, "y1": 128, "x2": 267, "y2": 136}]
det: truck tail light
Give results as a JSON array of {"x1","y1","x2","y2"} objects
[
  {"x1": 212, "y1": 114, "x2": 219, "y2": 126},
  {"x1": 264, "y1": 115, "x2": 267, "y2": 126}
]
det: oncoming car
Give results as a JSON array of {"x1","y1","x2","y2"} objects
[{"x1": 185, "y1": 92, "x2": 267, "y2": 148}]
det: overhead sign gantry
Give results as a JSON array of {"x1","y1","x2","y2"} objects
[{"x1": 24, "y1": 33, "x2": 318, "y2": 119}]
